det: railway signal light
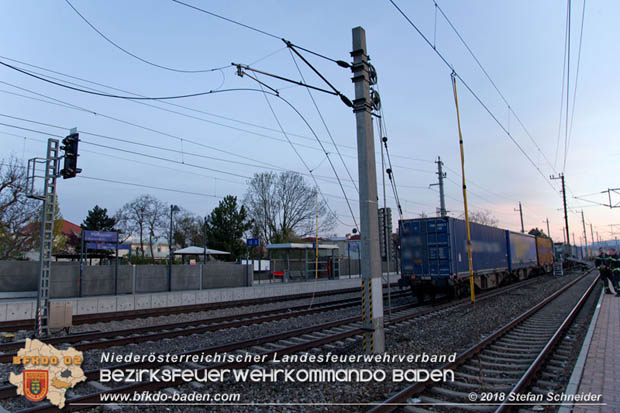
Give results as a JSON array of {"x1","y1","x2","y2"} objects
[{"x1": 60, "y1": 133, "x2": 81, "y2": 179}]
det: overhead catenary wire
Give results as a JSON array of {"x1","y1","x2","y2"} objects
[
  {"x1": 566, "y1": 0, "x2": 586, "y2": 171},
  {"x1": 0, "y1": 111, "x2": 365, "y2": 199},
  {"x1": 0, "y1": 155, "x2": 224, "y2": 199},
  {"x1": 0, "y1": 121, "x2": 251, "y2": 179},
  {"x1": 0, "y1": 59, "x2": 263, "y2": 101},
  {"x1": 0, "y1": 60, "x2": 440, "y2": 219},
  {"x1": 79, "y1": 176, "x2": 221, "y2": 198},
  {"x1": 562, "y1": 0, "x2": 573, "y2": 173},
  {"x1": 288, "y1": 49, "x2": 359, "y2": 193},
  {"x1": 0, "y1": 113, "x2": 288, "y2": 172},
  {"x1": 0, "y1": 83, "x2": 288, "y2": 170},
  {"x1": 3, "y1": 130, "x2": 246, "y2": 186},
  {"x1": 554, "y1": 2, "x2": 570, "y2": 169},
  {"x1": 65, "y1": 0, "x2": 229, "y2": 75},
  {"x1": 433, "y1": 0, "x2": 557, "y2": 175},
  {"x1": 0, "y1": 89, "x2": 426, "y2": 209},
  {"x1": 387, "y1": 0, "x2": 560, "y2": 195},
  {"x1": 0, "y1": 59, "x2": 436, "y2": 178},
  {"x1": 0, "y1": 130, "x2": 363, "y2": 220},
  {"x1": 254, "y1": 79, "x2": 358, "y2": 229},
  {"x1": 170, "y1": 0, "x2": 346, "y2": 66},
  {"x1": 0, "y1": 54, "x2": 434, "y2": 165}
]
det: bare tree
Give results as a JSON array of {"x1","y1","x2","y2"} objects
[
  {"x1": 0, "y1": 157, "x2": 39, "y2": 259},
  {"x1": 464, "y1": 209, "x2": 499, "y2": 227},
  {"x1": 145, "y1": 198, "x2": 166, "y2": 259},
  {"x1": 244, "y1": 171, "x2": 336, "y2": 244},
  {"x1": 28, "y1": 197, "x2": 66, "y2": 255},
  {"x1": 172, "y1": 209, "x2": 202, "y2": 249},
  {"x1": 117, "y1": 194, "x2": 166, "y2": 258}
]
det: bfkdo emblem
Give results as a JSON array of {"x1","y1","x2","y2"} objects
[{"x1": 23, "y1": 370, "x2": 48, "y2": 402}]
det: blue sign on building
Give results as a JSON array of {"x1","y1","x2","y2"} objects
[
  {"x1": 247, "y1": 238, "x2": 260, "y2": 247},
  {"x1": 83, "y1": 230, "x2": 118, "y2": 242},
  {"x1": 86, "y1": 242, "x2": 130, "y2": 250}
]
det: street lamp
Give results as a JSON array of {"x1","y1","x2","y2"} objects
[{"x1": 168, "y1": 204, "x2": 180, "y2": 291}]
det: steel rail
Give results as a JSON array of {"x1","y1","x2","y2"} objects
[
  {"x1": 369, "y1": 267, "x2": 596, "y2": 413},
  {"x1": 0, "y1": 291, "x2": 412, "y2": 362},
  {"x1": 0, "y1": 283, "x2": 401, "y2": 332},
  {"x1": 494, "y1": 270, "x2": 599, "y2": 412},
  {"x1": 2, "y1": 275, "x2": 546, "y2": 409}
]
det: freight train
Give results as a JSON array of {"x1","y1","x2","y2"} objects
[{"x1": 399, "y1": 217, "x2": 554, "y2": 302}]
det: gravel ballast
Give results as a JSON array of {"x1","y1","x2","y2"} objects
[
  {"x1": 0, "y1": 271, "x2": 597, "y2": 413},
  {"x1": 152, "y1": 270, "x2": 595, "y2": 413}
]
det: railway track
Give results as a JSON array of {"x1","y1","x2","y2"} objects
[
  {"x1": 370, "y1": 268, "x2": 598, "y2": 413},
  {"x1": 0, "y1": 290, "x2": 413, "y2": 362},
  {"x1": 0, "y1": 282, "x2": 401, "y2": 332},
  {"x1": 1, "y1": 275, "x2": 546, "y2": 411}
]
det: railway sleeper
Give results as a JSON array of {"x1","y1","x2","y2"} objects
[
  {"x1": 484, "y1": 348, "x2": 538, "y2": 358},
  {"x1": 540, "y1": 370, "x2": 560, "y2": 380},
  {"x1": 264, "y1": 343, "x2": 287, "y2": 350},
  {"x1": 531, "y1": 385, "x2": 556, "y2": 395},
  {"x1": 506, "y1": 332, "x2": 549, "y2": 341},
  {"x1": 420, "y1": 394, "x2": 494, "y2": 412},
  {"x1": 490, "y1": 342, "x2": 542, "y2": 351},
  {"x1": 534, "y1": 379, "x2": 562, "y2": 389},
  {"x1": 445, "y1": 379, "x2": 512, "y2": 392},
  {"x1": 403, "y1": 405, "x2": 436, "y2": 413},
  {"x1": 543, "y1": 364, "x2": 566, "y2": 374},
  {"x1": 461, "y1": 363, "x2": 521, "y2": 377},
  {"x1": 478, "y1": 353, "x2": 536, "y2": 364},
  {"x1": 284, "y1": 337, "x2": 308, "y2": 344},
  {"x1": 547, "y1": 359, "x2": 569, "y2": 368},
  {"x1": 497, "y1": 336, "x2": 550, "y2": 345},
  {"x1": 430, "y1": 385, "x2": 482, "y2": 400},
  {"x1": 475, "y1": 358, "x2": 533, "y2": 369},
  {"x1": 455, "y1": 372, "x2": 515, "y2": 384},
  {"x1": 87, "y1": 381, "x2": 111, "y2": 392}
]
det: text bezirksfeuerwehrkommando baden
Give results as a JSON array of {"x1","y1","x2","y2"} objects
[{"x1": 100, "y1": 351, "x2": 456, "y2": 365}]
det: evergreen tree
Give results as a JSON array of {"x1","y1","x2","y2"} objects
[
  {"x1": 81, "y1": 205, "x2": 116, "y2": 231},
  {"x1": 205, "y1": 195, "x2": 252, "y2": 260}
]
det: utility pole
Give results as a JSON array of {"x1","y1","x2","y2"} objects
[
  {"x1": 202, "y1": 216, "x2": 207, "y2": 264},
  {"x1": 572, "y1": 232, "x2": 576, "y2": 247},
  {"x1": 168, "y1": 204, "x2": 179, "y2": 291},
  {"x1": 515, "y1": 202, "x2": 524, "y2": 233},
  {"x1": 551, "y1": 173, "x2": 570, "y2": 247},
  {"x1": 545, "y1": 218, "x2": 551, "y2": 239},
  {"x1": 351, "y1": 26, "x2": 385, "y2": 354},
  {"x1": 590, "y1": 223, "x2": 595, "y2": 249},
  {"x1": 430, "y1": 156, "x2": 447, "y2": 217},
  {"x1": 581, "y1": 210, "x2": 588, "y2": 255},
  {"x1": 562, "y1": 227, "x2": 566, "y2": 244}
]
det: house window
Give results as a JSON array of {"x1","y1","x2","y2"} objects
[{"x1": 157, "y1": 247, "x2": 161, "y2": 253}]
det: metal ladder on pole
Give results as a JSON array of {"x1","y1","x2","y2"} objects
[{"x1": 28, "y1": 139, "x2": 60, "y2": 337}]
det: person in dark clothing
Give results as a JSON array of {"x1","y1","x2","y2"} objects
[
  {"x1": 595, "y1": 248, "x2": 614, "y2": 294},
  {"x1": 609, "y1": 249, "x2": 620, "y2": 295}
]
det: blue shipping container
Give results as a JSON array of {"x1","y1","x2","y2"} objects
[
  {"x1": 507, "y1": 231, "x2": 538, "y2": 270},
  {"x1": 400, "y1": 217, "x2": 509, "y2": 281}
]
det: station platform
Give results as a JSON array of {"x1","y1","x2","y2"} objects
[
  {"x1": 0, "y1": 275, "x2": 386, "y2": 322},
  {"x1": 561, "y1": 289, "x2": 620, "y2": 413}
]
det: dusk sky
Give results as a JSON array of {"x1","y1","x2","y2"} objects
[{"x1": 0, "y1": 0, "x2": 617, "y2": 245}]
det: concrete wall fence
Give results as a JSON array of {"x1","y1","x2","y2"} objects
[{"x1": 0, "y1": 261, "x2": 253, "y2": 298}]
